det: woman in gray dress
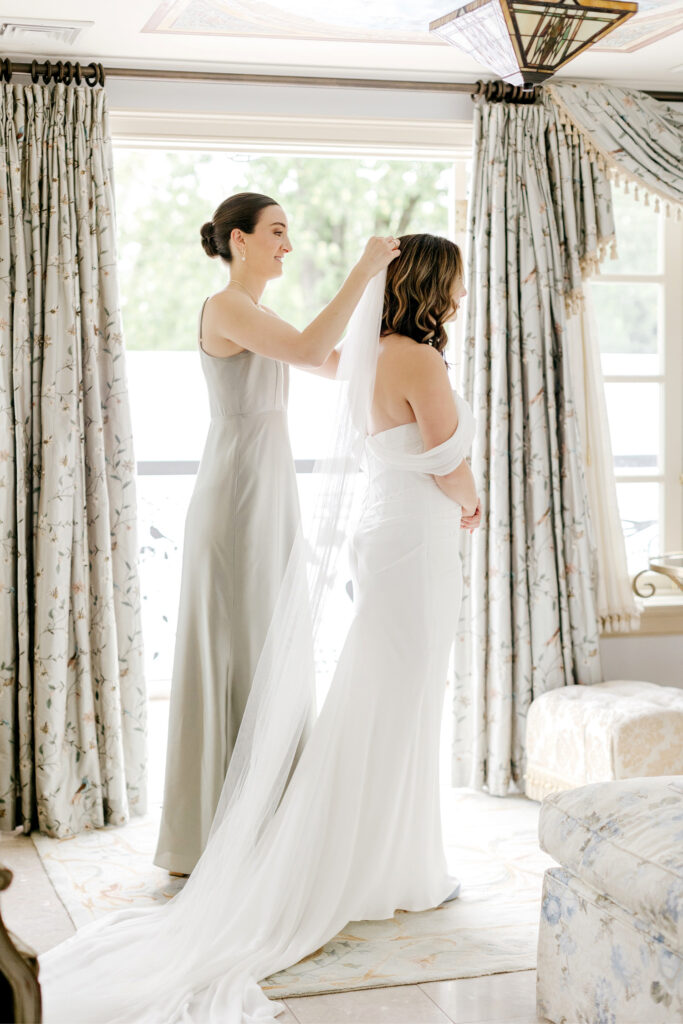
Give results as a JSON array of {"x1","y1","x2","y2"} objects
[{"x1": 154, "y1": 192, "x2": 399, "y2": 875}]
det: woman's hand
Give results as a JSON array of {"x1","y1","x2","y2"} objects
[
  {"x1": 357, "y1": 236, "x2": 401, "y2": 279},
  {"x1": 460, "y1": 498, "x2": 482, "y2": 534}
]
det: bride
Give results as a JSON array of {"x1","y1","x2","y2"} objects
[{"x1": 40, "y1": 232, "x2": 480, "y2": 1024}]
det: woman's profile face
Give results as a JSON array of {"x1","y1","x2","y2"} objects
[
  {"x1": 234, "y1": 205, "x2": 292, "y2": 278},
  {"x1": 446, "y1": 274, "x2": 467, "y2": 322}
]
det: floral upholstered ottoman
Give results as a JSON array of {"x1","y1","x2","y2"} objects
[
  {"x1": 536, "y1": 776, "x2": 683, "y2": 1024},
  {"x1": 525, "y1": 680, "x2": 683, "y2": 801}
]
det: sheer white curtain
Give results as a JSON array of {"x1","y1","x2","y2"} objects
[{"x1": 565, "y1": 288, "x2": 639, "y2": 632}]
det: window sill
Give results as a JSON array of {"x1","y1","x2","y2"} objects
[{"x1": 601, "y1": 595, "x2": 683, "y2": 638}]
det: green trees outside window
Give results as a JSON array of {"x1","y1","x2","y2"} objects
[{"x1": 114, "y1": 150, "x2": 453, "y2": 351}]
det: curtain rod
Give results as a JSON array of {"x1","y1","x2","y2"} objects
[{"x1": 1, "y1": 58, "x2": 681, "y2": 103}]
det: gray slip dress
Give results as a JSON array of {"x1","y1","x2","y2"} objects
[{"x1": 154, "y1": 300, "x2": 301, "y2": 874}]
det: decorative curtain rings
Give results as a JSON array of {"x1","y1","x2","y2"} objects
[
  {"x1": 22, "y1": 59, "x2": 105, "y2": 87},
  {"x1": 84, "y1": 62, "x2": 105, "y2": 87},
  {"x1": 472, "y1": 79, "x2": 537, "y2": 105}
]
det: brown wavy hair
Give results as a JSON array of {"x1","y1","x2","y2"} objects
[{"x1": 381, "y1": 234, "x2": 463, "y2": 354}]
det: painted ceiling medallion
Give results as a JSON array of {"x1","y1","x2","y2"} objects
[
  {"x1": 143, "y1": 0, "x2": 448, "y2": 43},
  {"x1": 593, "y1": 0, "x2": 683, "y2": 51},
  {"x1": 142, "y1": 0, "x2": 683, "y2": 57}
]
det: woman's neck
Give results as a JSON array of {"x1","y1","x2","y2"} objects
[{"x1": 228, "y1": 272, "x2": 266, "y2": 306}]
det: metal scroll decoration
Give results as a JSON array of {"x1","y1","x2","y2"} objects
[{"x1": 633, "y1": 553, "x2": 683, "y2": 598}]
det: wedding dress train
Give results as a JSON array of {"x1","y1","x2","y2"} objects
[{"x1": 39, "y1": 272, "x2": 475, "y2": 1024}]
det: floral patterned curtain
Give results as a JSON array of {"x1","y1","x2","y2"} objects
[
  {"x1": 0, "y1": 83, "x2": 146, "y2": 837},
  {"x1": 547, "y1": 83, "x2": 683, "y2": 214},
  {"x1": 452, "y1": 95, "x2": 610, "y2": 795},
  {"x1": 548, "y1": 81, "x2": 683, "y2": 627}
]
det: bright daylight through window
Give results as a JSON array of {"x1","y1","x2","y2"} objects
[
  {"x1": 590, "y1": 181, "x2": 682, "y2": 583},
  {"x1": 114, "y1": 148, "x2": 454, "y2": 690},
  {"x1": 115, "y1": 151, "x2": 680, "y2": 691}
]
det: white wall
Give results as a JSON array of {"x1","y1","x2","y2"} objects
[{"x1": 600, "y1": 634, "x2": 683, "y2": 687}]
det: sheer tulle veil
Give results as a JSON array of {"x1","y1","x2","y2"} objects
[{"x1": 40, "y1": 270, "x2": 389, "y2": 1023}]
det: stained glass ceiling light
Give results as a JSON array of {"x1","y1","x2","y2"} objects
[{"x1": 430, "y1": 0, "x2": 638, "y2": 86}]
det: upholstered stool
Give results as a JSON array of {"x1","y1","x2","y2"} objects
[
  {"x1": 524, "y1": 680, "x2": 683, "y2": 801},
  {"x1": 536, "y1": 776, "x2": 683, "y2": 1024}
]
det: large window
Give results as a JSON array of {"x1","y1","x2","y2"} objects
[
  {"x1": 590, "y1": 182, "x2": 683, "y2": 585},
  {"x1": 114, "y1": 148, "x2": 456, "y2": 688}
]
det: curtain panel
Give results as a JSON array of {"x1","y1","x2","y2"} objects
[
  {"x1": 545, "y1": 83, "x2": 683, "y2": 619},
  {"x1": 548, "y1": 83, "x2": 683, "y2": 214},
  {"x1": 0, "y1": 83, "x2": 146, "y2": 837},
  {"x1": 453, "y1": 95, "x2": 610, "y2": 795},
  {"x1": 565, "y1": 293, "x2": 640, "y2": 634}
]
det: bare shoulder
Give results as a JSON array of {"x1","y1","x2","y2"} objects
[
  {"x1": 379, "y1": 333, "x2": 447, "y2": 381},
  {"x1": 208, "y1": 290, "x2": 282, "y2": 328},
  {"x1": 258, "y1": 303, "x2": 282, "y2": 319},
  {"x1": 205, "y1": 288, "x2": 272, "y2": 350},
  {"x1": 208, "y1": 287, "x2": 251, "y2": 320},
  {"x1": 199, "y1": 289, "x2": 256, "y2": 354}
]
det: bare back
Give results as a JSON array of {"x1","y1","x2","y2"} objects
[
  {"x1": 370, "y1": 333, "x2": 459, "y2": 452},
  {"x1": 370, "y1": 335, "x2": 417, "y2": 434}
]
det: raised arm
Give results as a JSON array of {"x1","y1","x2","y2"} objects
[
  {"x1": 403, "y1": 346, "x2": 479, "y2": 516},
  {"x1": 206, "y1": 238, "x2": 399, "y2": 369}
]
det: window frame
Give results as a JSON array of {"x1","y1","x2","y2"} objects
[
  {"x1": 595, "y1": 209, "x2": 683, "y2": 633},
  {"x1": 596, "y1": 213, "x2": 683, "y2": 565},
  {"x1": 112, "y1": 117, "x2": 470, "y2": 691},
  {"x1": 110, "y1": 112, "x2": 682, "y2": 635},
  {"x1": 110, "y1": 114, "x2": 472, "y2": 472}
]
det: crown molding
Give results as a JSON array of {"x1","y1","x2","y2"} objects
[{"x1": 109, "y1": 109, "x2": 473, "y2": 155}]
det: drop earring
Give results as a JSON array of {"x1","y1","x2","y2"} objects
[{"x1": 241, "y1": 250, "x2": 246, "y2": 263}]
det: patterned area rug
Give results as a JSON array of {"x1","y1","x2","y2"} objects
[{"x1": 32, "y1": 789, "x2": 553, "y2": 998}]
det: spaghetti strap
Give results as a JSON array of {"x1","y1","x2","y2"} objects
[{"x1": 198, "y1": 296, "x2": 210, "y2": 344}]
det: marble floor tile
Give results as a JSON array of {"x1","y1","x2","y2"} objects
[
  {"x1": 269, "y1": 1002, "x2": 299, "y2": 1024},
  {"x1": 420, "y1": 969, "x2": 540, "y2": 1023},
  {"x1": 286, "y1": 983, "x2": 450, "y2": 1023}
]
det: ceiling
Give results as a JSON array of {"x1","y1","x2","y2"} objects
[{"x1": 2, "y1": 0, "x2": 683, "y2": 91}]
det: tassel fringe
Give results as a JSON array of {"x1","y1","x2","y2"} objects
[
  {"x1": 563, "y1": 233, "x2": 618, "y2": 315},
  {"x1": 547, "y1": 84, "x2": 683, "y2": 223},
  {"x1": 599, "y1": 610, "x2": 642, "y2": 634}
]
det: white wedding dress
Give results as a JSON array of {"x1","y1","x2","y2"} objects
[{"x1": 39, "y1": 273, "x2": 475, "y2": 1024}]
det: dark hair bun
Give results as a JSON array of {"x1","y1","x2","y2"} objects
[
  {"x1": 200, "y1": 193, "x2": 279, "y2": 263},
  {"x1": 200, "y1": 221, "x2": 219, "y2": 258}
]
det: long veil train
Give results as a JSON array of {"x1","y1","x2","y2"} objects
[
  {"x1": 40, "y1": 271, "x2": 388, "y2": 1023},
  {"x1": 40, "y1": 266, "x2": 476, "y2": 1024}
]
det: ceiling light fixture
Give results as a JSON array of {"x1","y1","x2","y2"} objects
[{"x1": 430, "y1": 0, "x2": 638, "y2": 86}]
